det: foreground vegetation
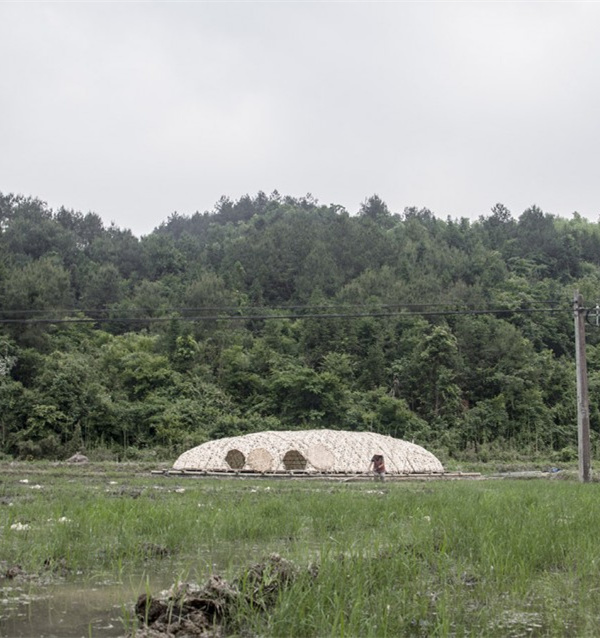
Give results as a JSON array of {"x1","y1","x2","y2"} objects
[{"x1": 2, "y1": 464, "x2": 600, "y2": 636}]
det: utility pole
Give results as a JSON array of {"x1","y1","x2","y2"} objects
[{"x1": 573, "y1": 291, "x2": 591, "y2": 483}]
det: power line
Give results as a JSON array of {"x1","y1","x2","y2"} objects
[
  {"x1": 0, "y1": 300, "x2": 563, "y2": 316},
  {"x1": 0, "y1": 306, "x2": 571, "y2": 325}
]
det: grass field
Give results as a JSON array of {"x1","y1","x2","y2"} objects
[{"x1": 1, "y1": 463, "x2": 600, "y2": 636}]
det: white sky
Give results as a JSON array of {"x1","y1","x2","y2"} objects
[{"x1": 1, "y1": 1, "x2": 600, "y2": 237}]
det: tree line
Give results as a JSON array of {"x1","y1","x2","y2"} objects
[{"x1": 1, "y1": 190, "x2": 600, "y2": 462}]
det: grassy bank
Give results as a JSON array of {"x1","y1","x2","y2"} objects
[{"x1": 2, "y1": 464, "x2": 600, "y2": 636}]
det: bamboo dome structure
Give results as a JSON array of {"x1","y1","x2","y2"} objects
[{"x1": 173, "y1": 430, "x2": 444, "y2": 475}]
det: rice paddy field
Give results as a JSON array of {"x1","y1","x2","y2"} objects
[{"x1": 1, "y1": 462, "x2": 600, "y2": 637}]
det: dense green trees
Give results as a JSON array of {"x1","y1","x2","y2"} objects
[{"x1": 1, "y1": 191, "x2": 599, "y2": 460}]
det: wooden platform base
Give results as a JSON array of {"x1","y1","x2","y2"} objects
[{"x1": 151, "y1": 469, "x2": 481, "y2": 481}]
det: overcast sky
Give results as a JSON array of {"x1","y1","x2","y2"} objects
[{"x1": 2, "y1": 1, "x2": 600, "y2": 237}]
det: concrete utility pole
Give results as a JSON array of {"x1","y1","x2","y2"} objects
[{"x1": 573, "y1": 291, "x2": 591, "y2": 483}]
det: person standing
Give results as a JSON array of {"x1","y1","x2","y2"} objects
[{"x1": 369, "y1": 454, "x2": 386, "y2": 482}]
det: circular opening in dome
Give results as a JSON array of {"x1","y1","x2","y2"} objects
[
  {"x1": 283, "y1": 449, "x2": 307, "y2": 470},
  {"x1": 225, "y1": 449, "x2": 245, "y2": 470},
  {"x1": 307, "y1": 444, "x2": 334, "y2": 471},
  {"x1": 247, "y1": 448, "x2": 274, "y2": 472}
]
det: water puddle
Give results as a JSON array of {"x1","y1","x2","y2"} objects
[
  {"x1": 0, "y1": 541, "x2": 296, "y2": 637},
  {"x1": 0, "y1": 572, "x2": 174, "y2": 638}
]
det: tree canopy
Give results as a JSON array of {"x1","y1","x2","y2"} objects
[{"x1": 1, "y1": 190, "x2": 598, "y2": 461}]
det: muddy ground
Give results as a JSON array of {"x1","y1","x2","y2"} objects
[{"x1": 134, "y1": 553, "x2": 315, "y2": 638}]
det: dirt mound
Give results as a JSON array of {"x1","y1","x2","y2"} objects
[{"x1": 133, "y1": 554, "x2": 311, "y2": 637}]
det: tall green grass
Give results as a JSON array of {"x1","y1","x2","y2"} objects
[{"x1": 2, "y1": 466, "x2": 600, "y2": 635}]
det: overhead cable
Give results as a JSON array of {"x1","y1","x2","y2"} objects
[{"x1": 0, "y1": 306, "x2": 570, "y2": 325}]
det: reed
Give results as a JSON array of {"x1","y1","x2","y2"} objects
[{"x1": 2, "y1": 464, "x2": 600, "y2": 635}]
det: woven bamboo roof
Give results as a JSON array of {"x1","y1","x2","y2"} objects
[{"x1": 173, "y1": 430, "x2": 444, "y2": 474}]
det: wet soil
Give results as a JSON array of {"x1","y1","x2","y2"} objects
[
  {"x1": 133, "y1": 554, "x2": 314, "y2": 638},
  {"x1": 0, "y1": 562, "x2": 184, "y2": 638},
  {"x1": 0, "y1": 461, "x2": 307, "y2": 637}
]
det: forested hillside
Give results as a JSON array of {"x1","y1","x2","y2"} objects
[{"x1": 2, "y1": 191, "x2": 600, "y2": 462}]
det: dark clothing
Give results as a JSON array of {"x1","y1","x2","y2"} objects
[{"x1": 371, "y1": 454, "x2": 385, "y2": 474}]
